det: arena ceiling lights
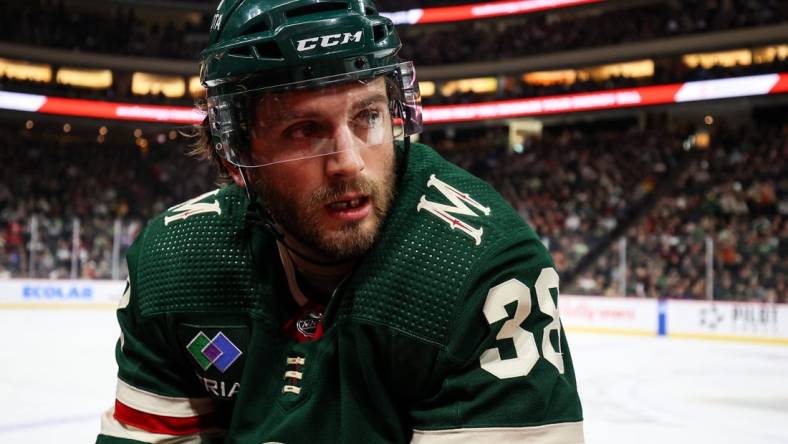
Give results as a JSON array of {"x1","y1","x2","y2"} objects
[
  {"x1": 0, "y1": 58, "x2": 52, "y2": 83},
  {"x1": 0, "y1": 73, "x2": 786, "y2": 125},
  {"x1": 382, "y1": 0, "x2": 605, "y2": 25}
]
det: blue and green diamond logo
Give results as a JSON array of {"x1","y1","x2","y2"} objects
[{"x1": 186, "y1": 331, "x2": 242, "y2": 373}]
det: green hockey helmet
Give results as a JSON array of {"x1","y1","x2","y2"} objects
[{"x1": 200, "y1": 0, "x2": 422, "y2": 168}]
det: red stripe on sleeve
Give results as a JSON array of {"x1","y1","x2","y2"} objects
[{"x1": 113, "y1": 400, "x2": 214, "y2": 436}]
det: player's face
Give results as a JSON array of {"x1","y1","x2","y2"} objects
[{"x1": 246, "y1": 77, "x2": 396, "y2": 260}]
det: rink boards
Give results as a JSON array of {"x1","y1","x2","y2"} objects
[
  {"x1": 0, "y1": 279, "x2": 785, "y2": 345},
  {"x1": 561, "y1": 295, "x2": 788, "y2": 345},
  {"x1": 0, "y1": 279, "x2": 124, "y2": 309}
]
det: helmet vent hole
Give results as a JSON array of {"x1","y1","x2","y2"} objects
[
  {"x1": 372, "y1": 24, "x2": 386, "y2": 42},
  {"x1": 228, "y1": 46, "x2": 254, "y2": 58},
  {"x1": 240, "y1": 19, "x2": 270, "y2": 37},
  {"x1": 254, "y1": 41, "x2": 283, "y2": 59},
  {"x1": 285, "y1": 2, "x2": 348, "y2": 19}
]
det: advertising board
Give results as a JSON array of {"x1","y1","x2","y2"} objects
[{"x1": 0, "y1": 279, "x2": 125, "y2": 308}]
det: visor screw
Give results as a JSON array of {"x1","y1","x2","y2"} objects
[
  {"x1": 215, "y1": 142, "x2": 224, "y2": 151},
  {"x1": 354, "y1": 57, "x2": 366, "y2": 69}
]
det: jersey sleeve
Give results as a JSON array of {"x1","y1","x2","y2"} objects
[
  {"x1": 409, "y1": 232, "x2": 584, "y2": 444},
  {"x1": 96, "y1": 236, "x2": 222, "y2": 444}
]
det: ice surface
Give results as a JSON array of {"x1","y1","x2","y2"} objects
[
  {"x1": 0, "y1": 309, "x2": 119, "y2": 443},
  {"x1": 571, "y1": 332, "x2": 788, "y2": 444},
  {"x1": 1, "y1": 308, "x2": 786, "y2": 443}
]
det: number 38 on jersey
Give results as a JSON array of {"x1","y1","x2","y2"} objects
[{"x1": 480, "y1": 267, "x2": 565, "y2": 380}]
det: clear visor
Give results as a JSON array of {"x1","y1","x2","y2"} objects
[{"x1": 207, "y1": 61, "x2": 421, "y2": 168}]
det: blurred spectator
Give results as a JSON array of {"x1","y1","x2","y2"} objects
[
  {"x1": 0, "y1": 125, "x2": 214, "y2": 279},
  {"x1": 577, "y1": 123, "x2": 786, "y2": 302}
]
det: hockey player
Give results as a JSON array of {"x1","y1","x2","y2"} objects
[{"x1": 97, "y1": 0, "x2": 584, "y2": 442}]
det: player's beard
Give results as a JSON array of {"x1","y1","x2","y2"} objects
[{"x1": 251, "y1": 160, "x2": 396, "y2": 261}]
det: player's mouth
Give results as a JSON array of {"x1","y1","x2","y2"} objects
[{"x1": 324, "y1": 194, "x2": 371, "y2": 222}]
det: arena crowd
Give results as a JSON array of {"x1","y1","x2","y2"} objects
[{"x1": 1, "y1": 120, "x2": 784, "y2": 302}]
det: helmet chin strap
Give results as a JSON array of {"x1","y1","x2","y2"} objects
[
  {"x1": 239, "y1": 167, "x2": 285, "y2": 241},
  {"x1": 399, "y1": 136, "x2": 411, "y2": 183}
]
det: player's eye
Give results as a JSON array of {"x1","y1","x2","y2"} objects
[
  {"x1": 282, "y1": 121, "x2": 321, "y2": 140},
  {"x1": 353, "y1": 108, "x2": 384, "y2": 129}
]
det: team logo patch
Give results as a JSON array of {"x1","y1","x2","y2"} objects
[
  {"x1": 187, "y1": 331, "x2": 243, "y2": 373},
  {"x1": 296, "y1": 310, "x2": 324, "y2": 338},
  {"x1": 283, "y1": 302, "x2": 325, "y2": 343}
]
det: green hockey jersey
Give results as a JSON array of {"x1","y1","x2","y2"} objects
[{"x1": 97, "y1": 143, "x2": 584, "y2": 443}]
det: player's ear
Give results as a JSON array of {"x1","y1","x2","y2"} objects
[{"x1": 221, "y1": 159, "x2": 247, "y2": 188}]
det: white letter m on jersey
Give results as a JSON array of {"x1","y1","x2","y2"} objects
[
  {"x1": 165, "y1": 189, "x2": 222, "y2": 226},
  {"x1": 417, "y1": 174, "x2": 491, "y2": 246}
]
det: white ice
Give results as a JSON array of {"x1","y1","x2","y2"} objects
[{"x1": 1, "y1": 308, "x2": 787, "y2": 444}]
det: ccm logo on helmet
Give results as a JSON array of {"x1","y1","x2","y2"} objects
[{"x1": 296, "y1": 31, "x2": 363, "y2": 52}]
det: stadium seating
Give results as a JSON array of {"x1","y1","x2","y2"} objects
[{"x1": 2, "y1": 120, "x2": 783, "y2": 302}]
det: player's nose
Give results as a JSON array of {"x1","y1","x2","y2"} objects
[{"x1": 325, "y1": 125, "x2": 365, "y2": 178}]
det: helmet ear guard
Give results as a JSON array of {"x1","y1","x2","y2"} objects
[
  {"x1": 207, "y1": 96, "x2": 248, "y2": 167},
  {"x1": 395, "y1": 61, "x2": 423, "y2": 136}
]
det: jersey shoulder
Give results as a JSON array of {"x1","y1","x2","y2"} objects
[
  {"x1": 129, "y1": 185, "x2": 261, "y2": 317},
  {"x1": 341, "y1": 143, "x2": 550, "y2": 345}
]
